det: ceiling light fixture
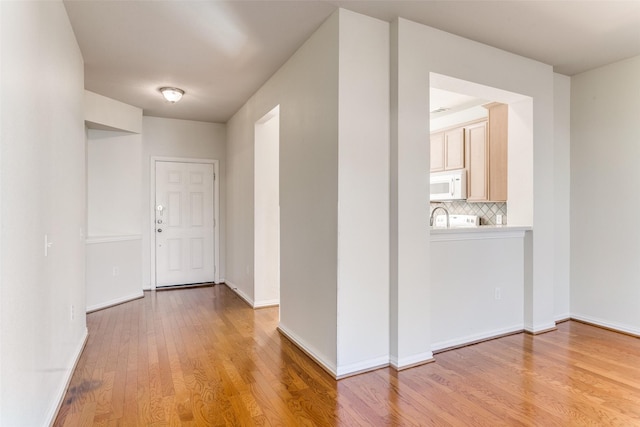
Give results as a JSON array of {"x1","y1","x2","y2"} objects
[{"x1": 159, "y1": 87, "x2": 185, "y2": 103}]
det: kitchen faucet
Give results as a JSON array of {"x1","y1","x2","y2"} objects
[{"x1": 430, "y1": 206, "x2": 450, "y2": 227}]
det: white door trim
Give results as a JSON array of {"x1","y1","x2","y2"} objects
[{"x1": 150, "y1": 156, "x2": 220, "y2": 289}]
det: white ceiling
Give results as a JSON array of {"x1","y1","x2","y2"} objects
[{"x1": 63, "y1": 0, "x2": 640, "y2": 123}]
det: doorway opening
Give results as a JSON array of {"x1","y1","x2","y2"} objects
[{"x1": 254, "y1": 106, "x2": 280, "y2": 307}]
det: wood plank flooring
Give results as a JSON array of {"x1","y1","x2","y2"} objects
[{"x1": 54, "y1": 285, "x2": 640, "y2": 426}]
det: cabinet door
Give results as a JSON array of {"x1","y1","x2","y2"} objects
[
  {"x1": 465, "y1": 121, "x2": 488, "y2": 202},
  {"x1": 444, "y1": 127, "x2": 465, "y2": 170},
  {"x1": 430, "y1": 132, "x2": 445, "y2": 172},
  {"x1": 486, "y1": 103, "x2": 508, "y2": 201}
]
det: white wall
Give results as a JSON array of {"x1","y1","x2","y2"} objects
[
  {"x1": 85, "y1": 100, "x2": 143, "y2": 312},
  {"x1": 431, "y1": 233, "x2": 525, "y2": 350},
  {"x1": 391, "y1": 19, "x2": 557, "y2": 368},
  {"x1": 226, "y1": 108, "x2": 255, "y2": 301},
  {"x1": 0, "y1": 1, "x2": 87, "y2": 424},
  {"x1": 254, "y1": 108, "x2": 280, "y2": 307},
  {"x1": 85, "y1": 90, "x2": 142, "y2": 133},
  {"x1": 86, "y1": 238, "x2": 142, "y2": 311},
  {"x1": 507, "y1": 98, "x2": 534, "y2": 226},
  {"x1": 389, "y1": 19, "x2": 433, "y2": 369},
  {"x1": 553, "y1": 73, "x2": 571, "y2": 321},
  {"x1": 570, "y1": 55, "x2": 640, "y2": 334},
  {"x1": 336, "y1": 10, "x2": 389, "y2": 375},
  {"x1": 227, "y1": 10, "x2": 340, "y2": 371},
  {"x1": 227, "y1": 9, "x2": 390, "y2": 377},
  {"x1": 87, "y1": 129, "x2": 142, "y2": 236},
  {"x1": 141, "y1": 117, "x2": 226, "y2": 288}
]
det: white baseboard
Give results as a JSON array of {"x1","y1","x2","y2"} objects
[
  {"x1": 390, "y1": 351, "x2": 435, "y2": 371},
  {"x1": 86, "y1": 291, "x2": 144, "y2": 313},
  {"x1": 254, "y1": 298, "x2": 279, "y2": 308},
  {"x1": 277, "y1": 324, "x2": 338, "y2": 378},
  {"x1": 224, "y1": 282, "x2": 279, "y2": 309},
  {"x1": 224, "y1": 281, "x2": 255, "y2": 307},
  {"x1": 431, "y1": 324, "x2": 524, "y2": 353},
  {"x1": 570, "y1": 313, "x2": 640, "y2": 337},
  {"x1": 336, "y1": 356, "x2": 389, "y2": 379},
  {"x1": 524, "y1": 321, "x2": 557, "y2": 334},
  {"x1": 47, "y1": 328, "x2": 88, "y2": 427},
  {"x1": 555, "y1": 313, "x2": 571, "y2": 323}
]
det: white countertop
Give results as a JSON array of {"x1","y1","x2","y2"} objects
[{"x1": 430, "y1": 225, "x2": 532, "y2": 241}]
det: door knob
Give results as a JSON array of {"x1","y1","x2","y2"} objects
[{"x1": 157, "y1": 228, "x2": 163, "y2": 233}]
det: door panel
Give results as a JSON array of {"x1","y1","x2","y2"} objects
[
  {"x1": 465, "y1": 122, "x2": 488, "y2": 202},
  {"x1": 167, "y1": 239, "x2": 182, "y2": 271},
  {"x1": 156, "y1": 161, "x2": 214, "y2": 287},
  {"x1": 190, "y1": 238, "x2": 204, "y2": 269},
  {"x1": 190, "y1": 193, "x2": 203, "y2": 226}
]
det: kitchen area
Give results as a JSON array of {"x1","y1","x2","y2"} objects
[{"x1": 429, "y1": 87, "x2": 532, "y2": 352}]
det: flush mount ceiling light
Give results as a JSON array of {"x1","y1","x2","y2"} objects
[{"x1": 159, "y1": 87, "x2": 184, "y2": 103}]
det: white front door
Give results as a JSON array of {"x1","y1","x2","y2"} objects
[{"x1": 155, "y1": 161, "x2": 215, "y2": 287}]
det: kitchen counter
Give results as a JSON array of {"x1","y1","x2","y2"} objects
[{"x1": 430, "y1": 225, "x2": 531, "y2": 241}]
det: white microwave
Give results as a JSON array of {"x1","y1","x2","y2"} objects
[{"x1": 430, "y1": 169, "x2": 467, "y2": 201}]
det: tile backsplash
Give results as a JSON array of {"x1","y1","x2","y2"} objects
[{"x1": 430, "y1": 200, "x2": 507, "y2": 225}]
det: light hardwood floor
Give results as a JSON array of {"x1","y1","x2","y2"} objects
[{"x1": 54, "y1": 285, "x2": 640, "y2": 426}]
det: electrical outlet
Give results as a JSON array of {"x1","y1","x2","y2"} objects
[
  {"x1": 495, "y1": 287, "x2": 501, "y2": 300},
  {"x1": 112, "y1": 267, "x2": 120, "y2": 277},
  {"x1": 496, "y1": 214, "x2": 503, "y2": 225},
  {"x1": 70, "y1": 304, "x2": 75, "y2": 320},
  {"x1": 44, "y1": 234, "x2": 53, "y2": 257}
]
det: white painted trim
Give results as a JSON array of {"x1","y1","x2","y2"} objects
[
  {"x1": 253, "y1": 299, "x2": 280, "y2": 308},
  {"x1": 390, "y1": 351, "x2": 434, "y2": 371},
  {"x1": 554, "y1": 313, "x2": 571, "y2": 323},
  {"x1": 430, "y1": 227, "x2": 529, "y2": 242},
  {"x1": 255, "y1": 105, "x2": 280, "y2": 124},
  {"x1": 150, "y1": 157, "x2": 220, "y2": 289},
  {"x1": 226, "y1": 282, "x2": 279, "y2": 310},
  {"x1": 524, "y1": 321, "x2": 557, "y2": 334},
  {"x1": 278, "y1": 324, "x2": 338, "y2": 378},
  {"x1": 431, "y1": 324, "x2": 524, "y2": 352},
  {"x1": 85, "y1": 234, "x2": 142, "y2": 244},
  {"x1": 86, "y1": 291, "x2": 144, "y2": 313},
  {"x1": 224, "y1": 281, "x2": 255, "y2": 307},
  {"x1": 335, "y1": 356, "x2": 389, "y2": 379},
  {"x1": 47, "y1": 328, "x2": 89, "y2": 427},
  {"x1": 570, "y1": 313, "x2": 640, "y2": 337}
]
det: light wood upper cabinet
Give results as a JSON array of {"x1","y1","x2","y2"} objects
[
  {"x1": 430, "y1": 128, "x2": 465, "y2": 172},
  {"x1": 464, "y1": 103, "x2": 508, "y2": 202},
  {"x1": 445, "y1": 127, "x2": 465, "y2": 170},
  {"x1": 430, "y1": 132, "x2": 445, "y2": 172},
  {"x1": 465, "y1": 121, "x2": 488, "y2": 201},
  {"x1": 485, "y1": 102, "x2": 508, "y2": 202}
]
